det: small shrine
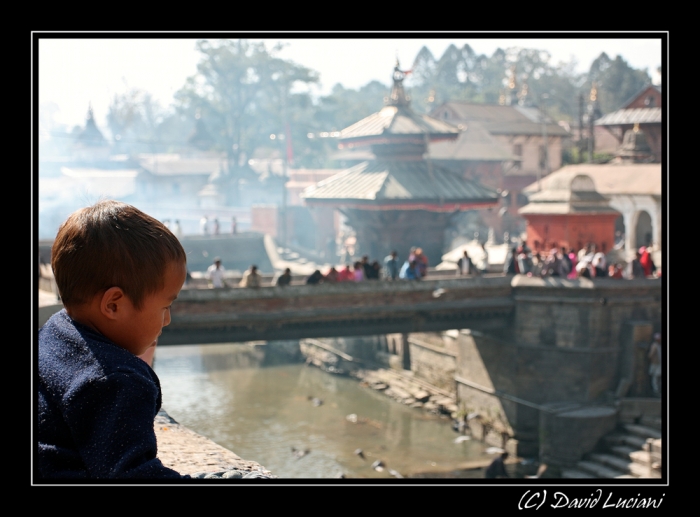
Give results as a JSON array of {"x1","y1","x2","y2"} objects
[
  {"x1": 518, "y1": 173, "x2": 620, "y2": 254},
  {"x1": 302, "y1": 62, "x2": 499, "y2": 263},
  {"x1": 73, "y1": 104, "x2": 110, "y2": 161},
  {"x1": 613, "y1": 123, "x2": 654, "y2": 163}
]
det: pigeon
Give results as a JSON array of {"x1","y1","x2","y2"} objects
[
  {"x1": 291, "y1": 446, "x2": 311, "y2": 459},
  {"x1": 354, "y1": 448, "x2": 365, "y2": 460},
  {"x1": 371, "y1": 460, "x2": 385, "y2": 472}
]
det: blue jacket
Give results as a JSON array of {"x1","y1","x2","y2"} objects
[
  {"x1": 383, "y1": 256, "x2": 399, "y2": 280},
  {"x1": 399, "y1": 261, "x2": 419, "y2": 280},
  {"x1": 37, "y1": 310, "x2": 186, "y2": 480}
]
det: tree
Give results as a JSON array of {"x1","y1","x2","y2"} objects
[
  {"x1": 107, "y1": 88, "x2": 167, "y2": 154},
  {"x1": 173, "y1": 39, "x2": 319, "y2": 171},
  {"x1": 586, "y1": 53, "x2": 651, "y2": 113}
]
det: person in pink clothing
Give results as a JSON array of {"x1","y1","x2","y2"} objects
[
  {"x1": 352, "y1": 261, "x2": 365, "y2": 282},
  {"x1": 566, "y1": 247, "x2": 578, "y2": 279}
]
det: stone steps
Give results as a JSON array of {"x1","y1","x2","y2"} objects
[
  {"x1": 603, "y1": 432, "x2": 647, "y2": 450},
  {"x1": 623, "y1": 423, "x2": 662, "y2": 440},
  {"x1": 562, "y1": 424, "x2": 662, "y2": 479},
  {"x1": 588, "y1": 453, "x2": 655, "y2": 478},
  {"x1": 575, "y1": 460, "x2": 629, "y2": 478}
]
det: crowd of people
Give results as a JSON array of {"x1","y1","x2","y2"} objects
[
  {"x1": 204, "y1": 247, "x2": 433, "y2": 290},
  {"x1": 198, "y1": 215, "x2": 237, "y2": 236},
  {"x1": 205, "y1": 240, "x2": 660, "y2": 290},
  {"x1": 503, "y1": 241, "x2": 659, "y2": 280},
  {"x1": 291, "y1": 247, "x2": 431, "y2": 286}
]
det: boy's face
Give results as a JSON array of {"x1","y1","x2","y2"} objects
[{"x1": 116, "y1": 261, "x2": 187, "y2": 356}]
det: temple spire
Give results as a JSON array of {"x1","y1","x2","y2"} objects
[{"x1": 385, "y1": 59, "x2": 412, "y2": 107}]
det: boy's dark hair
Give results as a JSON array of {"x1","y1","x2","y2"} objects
[{"x1": 51, "y1": 200, "x2": 186, "y2": 310}]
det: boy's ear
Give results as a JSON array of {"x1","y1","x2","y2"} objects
[{"x1": 99, "y1": 287, "x2": 128, "y2": 320}]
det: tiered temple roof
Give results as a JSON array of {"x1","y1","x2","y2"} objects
[{"x1": 303, "y1": 63, "x2": 499, "y2": 211}]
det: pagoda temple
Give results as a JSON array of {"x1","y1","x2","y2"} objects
[{"x1": 302, "y1": 63, "x2": 499, "y2": 263}]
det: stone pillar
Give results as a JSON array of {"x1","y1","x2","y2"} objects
[
  {"x1": 623, "y1": 210, "x2": 635, "y2": 259},
  {"x1": 401, "y1": 333, "x2": 411, "y2": 370}
]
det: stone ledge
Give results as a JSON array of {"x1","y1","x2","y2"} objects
[{"x1": 155, "y1": 410, "x2": 272, "y2": 477}]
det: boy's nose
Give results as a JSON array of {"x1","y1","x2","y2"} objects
[{"x1": 164, "y1": 309, "x2": 172, "y2": 327}]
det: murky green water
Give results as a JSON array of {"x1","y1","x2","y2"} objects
[{"x1": 154, "y1": 343, "x2": 496, "y2": 479}]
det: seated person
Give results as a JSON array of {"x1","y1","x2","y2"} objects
[
  {"x1": 38, "y1": 200, "x2": 189, "y2": 480},
  {"x1": 399, "y1": 260, "x2": 420, "y2": 280},
  {"x1": 239, "y1": 265, "x2": 262, "y2": 288},
  {"x1": 274, "y1": 267, "x2": 292, "y2": 287},
  {"x1": 337, "y1": 264, "x2": 355, "y2": 282},
  {"x1": 367, "y1": 261, "x2": 381, "y2": 280},
  {"x1": 324, "y1": 267, "x2": 340, "y2": 283},
  {"x1": 352, "y1": 261, "x2": 365, "y2": 282},
  {"x1": 306, "y1": 270, "x2": 324, "y2": 285},
  {"x1": 608, "y1": 263, "x2": 624, "y2": 279}
]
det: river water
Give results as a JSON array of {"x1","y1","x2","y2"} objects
[{"x1": 153, "y1": 342, "x2": 498, "y2": 479}]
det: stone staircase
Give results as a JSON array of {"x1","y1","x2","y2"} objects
[{"x1": 561, "y1": 424, "x2": 662, "y2": 479}]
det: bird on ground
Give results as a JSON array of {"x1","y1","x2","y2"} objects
[
  {"x1": 291, "y1": 447, "x2": 311, "y2": 459},
  {"x1": 354, "y1": 448, "x2": 365, "y2": 460},
  {"x1": 371, "y1": 460, "x2": 385, "y2": 472}
]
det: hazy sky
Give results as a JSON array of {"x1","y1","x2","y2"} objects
[{"x1": 36, "y1": 33, "x2": 665, "y2": 131}]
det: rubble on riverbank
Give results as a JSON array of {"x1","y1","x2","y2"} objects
[{"x1": 352, "y1": 367, "x2": 459, "y2": 418}]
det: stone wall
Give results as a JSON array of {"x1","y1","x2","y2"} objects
[
  {"x1": 539, "y1": 405, "x2": 618, "y2": 468},
  {"x1": 39, "y1": 233, "x2": 275, "y2": 275},
  {"x1": 512, "y1": 276, "x2": 661, "y2": 403},
  {"x1": 408, "y1": 333, "x2": 458, "y2": 394},
  {"x1": 451, "y1": 276, "x2": 661, "y2": 460},
  {"x1": 454, "y1": 329, "x2": 540, "y2": 457}
]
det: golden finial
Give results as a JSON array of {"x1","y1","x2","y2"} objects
[
  {"x1": 633, "y1": 123, "x2": 640, "y2": 133},
  {"x1": 519, "y1": 82, "x2": 528, "y2": 99},
  {"x1": 508, "y1": 65, "x2": 517, "y2": 90},
  {"x1": 590, "y1": 82, "x2": 598, "y2": 102}
]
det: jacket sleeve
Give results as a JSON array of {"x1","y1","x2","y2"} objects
[{"x1": 64, "y1": 371, "x2": 186, "y2": 479}]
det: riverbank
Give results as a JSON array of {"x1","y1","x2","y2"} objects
[{"x1": 350, "y1": 367, "x2": 531, "y2": 478}]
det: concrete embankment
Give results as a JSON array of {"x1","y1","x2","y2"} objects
[{"x1": 154, "y1": 410, "x2": 273, "y2": 477}]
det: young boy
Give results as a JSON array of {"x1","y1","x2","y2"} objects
[{"x1": 37, "y1": 200, "x2": 189, "y2": 480}]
